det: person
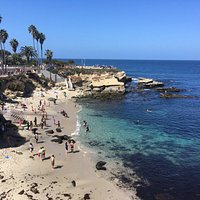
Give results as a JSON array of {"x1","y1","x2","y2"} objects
[
  {"x1": 40, "y1": 122, "x2": 44, "y2": 129},
  {"x1": 30, "y1": 121, "x2": 33, "y2": 130},
  {"x1": 34, "y1": 117, "x2": 37, "y2": 127},
  {"x1": 57, "y1": 121, "x2": 61, "y2": 128},
  {"x1": 65, "y1": 141, "x2": 68, "y2": 152},
  {"x1": 52, "y1": 116, "x2": 56, "y2": 125},
  {"x1": 64, "y1": 91, "x2": 66, "y2": 99},
  {"x1": 83, "y1": 120, "x2": 87, "y2": 127},
  {"x1": 86, "y1": 125, "x2": 90, "y2": 132},
  {"x1": 41, "y1": 147, "x2": 45, "y2": 160},
  {"x1": 38, "y1": 147, "x2": 42, "y2": 158},
  {"x1": 70, "y1": 141, "x2": 74, "y2": 153},
  {"x1": 35, "y1": 133, "x2": 38, "y2": 143},
  {"x1": 27, "y1": 121, "x2": 30, "y2": 130},
  {"x1": 51, "y1": 155, "x2": 55, "y2": 169},
  {"x1": 29, "y1": 143, "x2": 34, "y2": 153}
]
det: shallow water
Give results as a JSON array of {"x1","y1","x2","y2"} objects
[{"x1": 72, "y1": 59, "x2": 200, "y2": 200}]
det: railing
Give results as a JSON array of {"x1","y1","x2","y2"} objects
[{"x1": 0, "y1": 66, "x2": 35, "y2": 77}]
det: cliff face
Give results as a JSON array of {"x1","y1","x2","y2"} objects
[{"x1": 0, "y1": 73, "x2": 50, "y2": 100}]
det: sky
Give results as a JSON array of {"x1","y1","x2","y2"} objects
[{"x1": 1, "y1": 0, "x2": 200, "y2": 60}]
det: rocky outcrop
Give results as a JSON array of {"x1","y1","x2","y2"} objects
[
  {"x1": 160, "y1": 93, "x2": 193, "y2": 98},
  {"x1": 96, "y1": 161, "x2": 107, "y2": 170},
  {"x1": 155, "y1": 87, "x2": 183, "y2": 92},
  {"x1": 138, "y1": 78, "x2": 164, "y2": 88},
  {"x1": 0, "y1": 73, "x2": 50, "y2": 99},
  {"x1": 90, "y1": 76, "x2": 125, "y2": 94}
]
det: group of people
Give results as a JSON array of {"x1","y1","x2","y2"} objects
[
  {"x1": 29, "y1": 144, "x2": 55, "y2": 169},
  {"x1": 65, "y1": 140, "x2": 76, "y2": 153}
]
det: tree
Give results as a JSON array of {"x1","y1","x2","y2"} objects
[
  {"x1": 39, "y1": 32, "x2": 45, "y2": 64},
  {"x1": 35, "y1": 30, "x2": 40, "y2": 64},
  {"x1": 28, "y1": 25, "x2": 37, "y2": 50},
  {"x1": 0, "y1": 29, "x2": 9, "y2": 66},
  {"x1": 9, "y1": 38, "x2": 19, "y2": 53},
  {"x1": 45, "y1": 49, "x2": 53, "y2": 62},
  {"x1": 0, "y1": 15, "x2": 2, "y2": 69},
  {"x1": 20, "y1": 46, "x2": 37, "y2": 64}
]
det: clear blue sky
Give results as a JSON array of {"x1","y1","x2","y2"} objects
[{"x1": 1, "y1": 0, "x2": 200, "y2": 60}]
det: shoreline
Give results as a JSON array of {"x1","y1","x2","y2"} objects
[{"x1": 0, "y1": 88, "x2": 137, "y2": 200}]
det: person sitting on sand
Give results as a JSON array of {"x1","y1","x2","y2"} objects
[
  {"x1": 51, "y1": 155, "x2": 55, "y2": 169},
  {"x1": 29, "y1": 143, "x2": 34, "y2": 153}
]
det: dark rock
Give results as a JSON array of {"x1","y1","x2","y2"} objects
[
  {"x1": 18, "y1": 190, "x2": 25, "y2": 195},
  {"x1": 63, "y1": 193, "x2": 72, "y2": 198},
  {"x1": 56, "y1": 128, "x2": 62, "y2": 132},
  {"x1": 46, "y1": 130, "x2": 54, "y2": 134},
  {"x1": 155, "y1": 87, "x2": 183, "y2": 92},
  {"x1": 63, "y1": 135, "x2": 70, "y2": 140},
  {"x1": 51, "y1": 138, "x2": 62, "y2": 144},
  {"x1": 160, "y1": 93, "x2": 193, "y2": 99},
  {"x1": 155, "y1": 193, "x2": 175, "y2": 200},
  {"x1": 84, "y1": 193, "x2": 90, "y2": 199},
  {"x1": 96, "y1": 161, "x2": 107, "y2": 170},
  {"x1": 0, "y1": 175, "x2": 4, "y2": 179},
  {"x1": 71, "y1": 180, "x2": 76, "y2": 187},
  {"x1": 30, "y1": 187, "x2": 39, "y2": 194}
]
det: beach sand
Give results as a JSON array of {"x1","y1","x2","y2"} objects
[{"x1": 0, "y1": 88, "x2": 137, "y2": 200}]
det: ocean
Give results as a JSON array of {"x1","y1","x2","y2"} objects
[{"x1": 70, "y1": 59, "x2": 200, "y2": 200}]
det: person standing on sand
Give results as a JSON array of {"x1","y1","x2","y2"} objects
[
  {"x1": 34, "y1": 117, "x2": 37, "y2": 127},
  {"x1": 29, "y1": 143, "x2": 34, "y2": 153},
  {"x1": 70, "y1": 141, "x2": 74, "y2": 153},
  {"x1": 51, "y1": 155, "x2": 55, "y2": 169},
  {"x1": 52, "y1": 116, "x2": 56, "y2": 125},
  {"x1": 57, "y1": 121, "x2": 61, "y2": 128},
  {"x1": 35, "y1": 133, "x2": 38, "y2": 143},
  {"x1": 42, "y1": 147, "x2": 46, "y2": 160},
  {"x1": 65, "y1": 141, "x2": 68, "y2": 153},
  {"x1": 30, "y1": 121, "x2": 33, "y2": 130}
]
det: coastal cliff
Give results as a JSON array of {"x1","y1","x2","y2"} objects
[{"x1": 53, "y1": 66, "x2": 131, "y2": 98}]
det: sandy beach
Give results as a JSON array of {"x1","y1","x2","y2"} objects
[{"x1": 0, "y1": 88, "x2": 136, "y2": 200}]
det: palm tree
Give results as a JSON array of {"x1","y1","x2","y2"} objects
[
  {"x1": 45, "y1": 49, "x2": 53, "y2": 62},
  {"x1": 28, "y1": 25, "x2": 37, "y2": 50},
  {"x1": 35, "y1": 30, "x2": 40, "y2": 64},
  {"x1": 9, "y1": 38, "x2": 19, "y2": 53},
  {"x1": 0, "y1": 29, "x2": 8, "y2": 67},
  {"x1": 39, "y1": 32, "x2": 45, "y2": 64},
  {"x1": 20, "y1": 46, "x2": 37, "y2": 63},
  {"x1": 0, "y1": 15, "x2": 2, "y2": 69}
]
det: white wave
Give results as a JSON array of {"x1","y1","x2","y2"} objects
[
  {"x1": 71, "y1": 114, "x2": 81, "y2": 136},
  {"x1": 132, "y1": 77, "x2": 139, "y2": 83}
]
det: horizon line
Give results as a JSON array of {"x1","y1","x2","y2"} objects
[{"x1": 55, "y1": 58, "x2": 200, "y2": 62}]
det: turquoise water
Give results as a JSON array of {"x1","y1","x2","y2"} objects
[{"x1": 68, "y1": 59, "x2": 200, "y2": 200}]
